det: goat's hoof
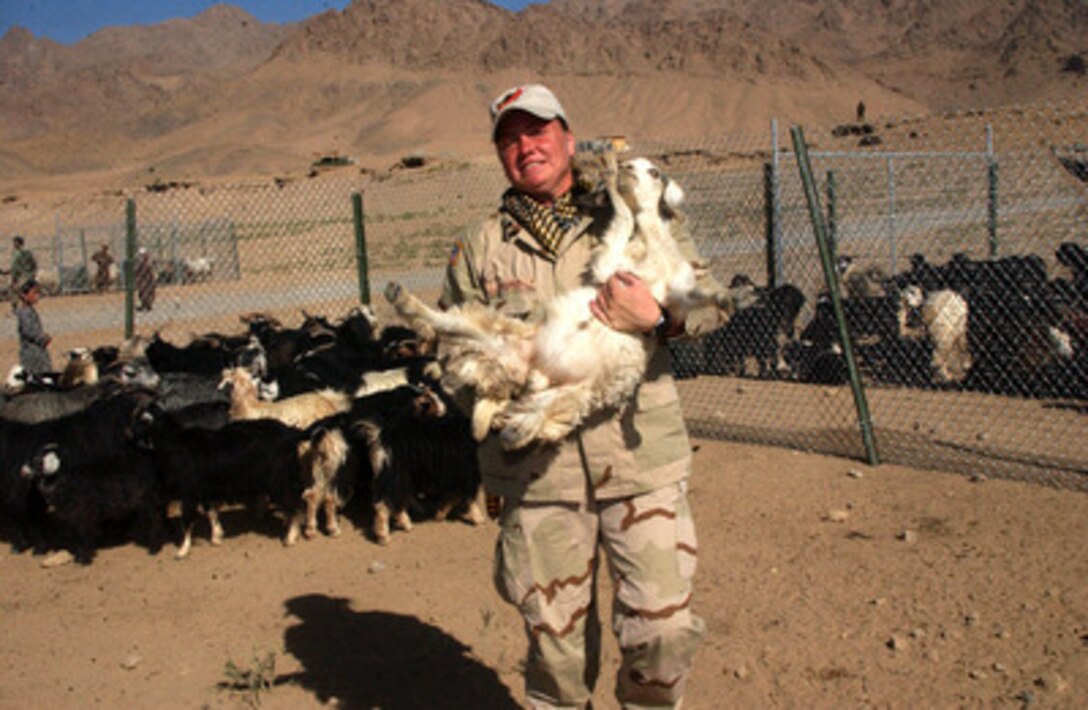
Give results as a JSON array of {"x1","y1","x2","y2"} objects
[
  {"x1": 327, "y1": 526, "x2": 342, "y2": 539},
  {"x1": 384, "y1": 281, "x2": 403, "y2": 304},
  {"x1": 40, "y1": 550, "x2": 74, "y2": 568},
  {"x1": 303, "y1": 527, "x2": 318, "y2": 540},
  {"x1": 465, "y1": 501, "x2": 486, "y2": 526},
  {"x1": 500, "y1": 414, "x2": 539, "y2": 451}
]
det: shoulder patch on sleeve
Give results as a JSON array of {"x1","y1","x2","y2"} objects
[{"x1": 448, "y1": 239, "x2": 464, "y2": 268}]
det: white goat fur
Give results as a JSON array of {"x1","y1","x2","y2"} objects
[
  {"x1": 386, "y1": 155, "x2": 726, "y2": 450},
  {"x1": 900, "y1": 285, "x2": 972, "y2": 384}
]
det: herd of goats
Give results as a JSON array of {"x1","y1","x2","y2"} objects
[
  {"x1": 680, "y1": 242, "x2": 1088, "y2": 400},
  {"x1": 1, "y1": 240, "x2": 1085, "y2": 565},
  {"x1": 1, "y1": 308, "x2": 482, "y2": 565}
]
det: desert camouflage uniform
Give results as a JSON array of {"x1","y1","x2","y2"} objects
[{"x1": 440, "y1": 198, "x2": 721, "y2": 708}]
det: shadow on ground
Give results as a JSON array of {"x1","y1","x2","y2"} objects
[{"x1": 282, "y1": 593, "x2": 519, "y2": 709}]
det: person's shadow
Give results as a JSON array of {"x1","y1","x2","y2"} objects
[{"x1": 281, "y1": 594, "x2": 519, "y2": 709}]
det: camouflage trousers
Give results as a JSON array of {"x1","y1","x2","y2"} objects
[{"x1": 494, "y1": 481, "x2": 704, "y2": 709}]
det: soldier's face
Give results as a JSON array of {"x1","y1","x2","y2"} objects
[{"x1": 495, "y1": 112, "x2": 575, "y2": 205}]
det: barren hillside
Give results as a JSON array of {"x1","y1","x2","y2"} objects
[{"x1": 0, "y1": 0, "x2": 1084, "y2": 192}]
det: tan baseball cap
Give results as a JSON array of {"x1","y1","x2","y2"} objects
[{"x1": 489, "y1": 84, "x2": 568, "y2": 140}]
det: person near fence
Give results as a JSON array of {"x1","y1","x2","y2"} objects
[
  {"x1": 15, "y1": 278, "x2": 52, "y2": 375},
  {"x1": 92, "y1": 243, "x2": 114, "y2": 293},
  {"x1": 438, "y1": 83, "x2": 719, "y2": 709},
  {"x1": 134, "y1": 247, "x2": 156, "y2": 311},
  {"x1": 3, "y1": 236, "x2": 38, "y2": 306}
]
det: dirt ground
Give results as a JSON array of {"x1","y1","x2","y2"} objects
[{"x1": 1, "y1": 436, "x2": 1085, "y2": 709}]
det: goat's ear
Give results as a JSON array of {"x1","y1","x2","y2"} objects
[{"x1": 659, "y1": 177, "x2": 685, "y2": 219}]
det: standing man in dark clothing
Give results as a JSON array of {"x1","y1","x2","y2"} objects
[
  {"x1": 92, "y1": 243, "x2": 114, "y2": 293},
  {"x1": 15, "y1": 278, "x2": 52, "y2": 375}
]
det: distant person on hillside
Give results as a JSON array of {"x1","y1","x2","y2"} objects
[
  {"x1": 15, "y1": 279, "x2": 52, "y2": 375},
  {"x1": 134, "y1": 248, "x2": 156, "y2": 311},
  {"x1": 856, "y1": 100, "x2": 866, "y2": 123},
  {"x1": 92, "y1": 243, "x2": 114, "y2": 293}
]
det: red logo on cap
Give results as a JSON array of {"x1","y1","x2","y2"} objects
[{"x1": 495, "y1": 87, "x2": 525, "y2": 112}]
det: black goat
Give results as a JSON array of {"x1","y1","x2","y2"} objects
[
  {"x1": 128, "y1": 404, "x2": 313, "y2": 558},
  {"x1": 0, "y1": 387, "x2": 157, "y2": 554},
  {"x1": 703, "y1": 284, "x2": 805, "y2": 379},
  {"x1": 19, "y1": 442, "x2": 165, "y2": 564},
  {"x1": 317, "y1": 384, "x2": 482, "y2": 545}
]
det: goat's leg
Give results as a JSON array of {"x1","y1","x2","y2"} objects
[
  {"x1": 373, "y1": 500, "x2": 392, "y2": 545},
  {"x1": 284, "y1": 507, "x2": 305, "y2": 546},
  {"x1": 206, "y1": 504, "x2": 224, "y2": 546},
  {"x1": 590, "y1": 153, "x2": 636, "y2": 283},
  {"x1": 323, "y1": 495, "x2": 342, "y2": 538},
  {"x1": 471, "y1": 397, "x2": 508, "y2": 441},
  {"x1": 175, "y1": 518, "x2": 195, "y2": 560},
  {"x1": 499, "y1": 384, "x2": 592, "y2": 450},
  {"x1": 433, "y1": 499, "x2": 455, "y2": 521},
  {"x1": 301, "y1": 487, "x2": 321, "y2": 539},
  {"x1": 384, "y1": 282, "x2": 490, "y2": 341},
  {"x1": 463, "y1": 497, "x2": 486, "y2": 526}
]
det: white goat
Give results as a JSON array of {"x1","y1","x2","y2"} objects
[
  {"x1": 386, "y1": 155, "x2": 728, "y2": 450},
  {"x1": 900, "y1": 285, "x2": 972, "y2": 385}
]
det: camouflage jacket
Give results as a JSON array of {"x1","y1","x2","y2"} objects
[
  {"x1": 10, "y1": 248, "x2": 37, "y2": 288},
  {"x1": 439, "y1": 199, "x2": 721, "y2": 502}
]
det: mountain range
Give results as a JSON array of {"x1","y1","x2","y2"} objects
[{"x1": 1, "y1": 0, "x2": 1084, "y2": 192}]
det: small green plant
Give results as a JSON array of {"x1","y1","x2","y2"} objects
[{"x1": 220, "y1": 650, "x2": 277, "y2": 708}]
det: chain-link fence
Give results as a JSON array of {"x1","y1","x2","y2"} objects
[{"x1": 2, "y1": 101, "x2": 1085, "y2": 489}]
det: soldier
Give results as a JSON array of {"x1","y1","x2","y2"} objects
[
  {"x1": 439, "y1": 84, "x2": 718, "y2": 709},
  {"x1": 3, "y1": 236, "x2": 38, "y2": 301}
]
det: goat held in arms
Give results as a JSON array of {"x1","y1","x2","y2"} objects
[{"x1": 386, "y1": 154, "x2": 730, "y2": 450}]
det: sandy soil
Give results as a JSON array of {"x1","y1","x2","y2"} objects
[{"x1": 1, "y1": 437, "x2": 1085, "y2": 709}]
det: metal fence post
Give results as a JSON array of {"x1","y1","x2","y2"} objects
[
  {"x1": 886, "y1": 155, "x2": 897, "y2": 274},
  {"x1": 791, "y1": 125, "x2": 880, "y2": 466},
  {"x1": 763, "y1": 161, "x2": 777, "y2": 289},
  {"x1": 125, "y1": 199, "x2": 136, "y2": 340},
  {"x1": 826, "y1": 169, "x2": 838, "y2": 257},
  {"x1": 170, "y1": 216, "x2": 180, "y2": 284},
  {"x1": 53, "y1": 215, "x2": 63, "y2": 295},
  {"x1": 79, "y1": 229, "x2": 89, "y2": 293},
  {"x1": 352, "y1": 191, "x2": 371, "y2": 305},
  {"x1": 769, "y1": 118, "x2": 783, "y2": 288},
  {"x1": 986, "y1": 124, "x2": 999, "y2": 258}
]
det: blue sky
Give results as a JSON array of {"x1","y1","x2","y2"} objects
[{"x1": 0, "y1": 1, "x2": 540, "y2": 45}]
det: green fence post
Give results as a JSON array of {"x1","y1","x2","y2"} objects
[
  {"x1": 790, "y1": 126, "x2": 880, "y2": 466},
  {"x1": 124, "y1": 199, "x2": 136, "y2": 340},
  {"x1": 763, "y1": 161, "x2": 778, "y2": 289},
  {"x1": 826, "y1": 169, "x2": 838, "y2": 258},
  {"x1": 352, "y1": 192, "x2": 371, "y2": 305}
]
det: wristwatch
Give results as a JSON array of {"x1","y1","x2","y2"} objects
[{"x1": 648, "y1": 304, "x2": 672, "y2": 341}]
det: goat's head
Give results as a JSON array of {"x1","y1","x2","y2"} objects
[
  {"x1": 20, "y1": 443, "x2": 62, "y2": 484},
  {"x1": 617, "y1": 157, "x2": 684, "y2": 219},
  {"x1": 67, "y1": 347, "x2": 92, "y2": 364},
  {"x1": 4, "y1": 364, "x2": 28, "y2": 392},
  {"x1": 219, "y1": 366, "x2": 256, "y2": 396}
]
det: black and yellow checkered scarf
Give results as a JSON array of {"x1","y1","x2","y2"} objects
[{"x1": 501, "y1": 189, "x2": 581, "y2": 258}]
